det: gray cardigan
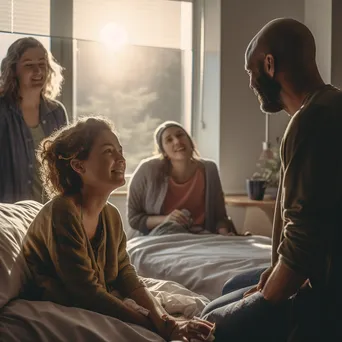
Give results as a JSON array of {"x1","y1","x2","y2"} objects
[{"x1": 127, "y1": 157, "x2": 229, "y2": 235}]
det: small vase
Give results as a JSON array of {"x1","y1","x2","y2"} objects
[{"x1": 246, "y1": 179, "x2": 267, "y2": 201}]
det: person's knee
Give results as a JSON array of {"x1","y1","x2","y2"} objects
[
  {"x1": 201, "y1": 288, "x2": 248, "y2": 318},
  {"x1": 221, "y1": 267, "x2": 267, "y2": 295},
  {"x1": 202, "y1": 292, "x2": 288, "y2": 342}
]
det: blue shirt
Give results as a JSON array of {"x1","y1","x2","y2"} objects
[{"x1": 0, "y1": 96, "x2": 68, "y2": 203}]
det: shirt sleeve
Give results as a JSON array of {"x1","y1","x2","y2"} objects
[
  {"x1": 277, "y1": 106, "x2": 340, "y2": 279},
  {"x1": 127, "y1": 161, "x2": 149, "y2": 234},
  {"x1": 49, "y1": 202, "x2": 130, "y2": 318},
  {"x1": 0, "y1": 101, "x2": 6, "y2": 144},
  {"x1": 211, "y1": 162, "x2": 232, "y2": 232}
]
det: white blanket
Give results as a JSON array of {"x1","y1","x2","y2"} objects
[
  {"x1": 128, "y1": 234, "x2": 272, "y2": 300},
  {"x1": 0, "y1": 201, "x2": 211, "y2": 342},
  {"x1": 1, "y1": 278, "x2": 209, "y2": 342},
  {"x1": 143, "y1": 277, "x2": 209, "y2": 318}
]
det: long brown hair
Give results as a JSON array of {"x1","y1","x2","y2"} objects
[
  {"x1": 0, "y1": 37, "x2": 63, "y2": 102},
  {"x1": 38, "y1": 117, "x2": 115, "y2": 199}
]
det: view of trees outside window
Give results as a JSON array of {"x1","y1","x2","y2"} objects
[
  {"x1": 74, "y1": 0, "x2": 193, "y2": 174},
  {"x1": 75, "y1": 42, "x2": 183, "y2": 174}
]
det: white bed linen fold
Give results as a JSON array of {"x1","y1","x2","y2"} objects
[
  {"x1": 1, "y1": 277, "x2": 209, "y2": 342},
  {"x1": 128, "y1": 234, "x2": 272, "y2": 300},
  {"x1": 1, "y1": 299, "x2": 165, "y2": 342}
]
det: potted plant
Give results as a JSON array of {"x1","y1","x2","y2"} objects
[
  {"x1": 249, "y1": 138, "x2": 281, "y2": 200},
  {"x1": 246, "y1": 177, "x2": 267, "y2": 201}
]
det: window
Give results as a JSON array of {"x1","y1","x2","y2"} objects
[
  {"x1": 73, "y1": 0, "x2": 193, "y2": 174},
  {"x1": 0, "y1": 0, "x2": 193, "y2": 177}
]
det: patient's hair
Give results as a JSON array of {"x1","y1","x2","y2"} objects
[
  {"x1": 0, "y1": 37, "x2": 64, "y2": 102},
  {"x1": 38, "y1": 116, "x2": 115, "y2": 199},
  {"x1": 153, "y1": 121, "x2": 200, "y2": 160},
  {"x1": 152, "y1": 121, "x2": 200, "y2": 183}
]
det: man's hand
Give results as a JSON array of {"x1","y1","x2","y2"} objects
[
  {"x1": 262, "y1": 261, "x2": 306, "y2": 303},
  {"x1": 257, "y1": 266, "x2": 274, "y2": 291},
  {"x1": 243, "y1": 266, "x2": 273, "y2": 298}
]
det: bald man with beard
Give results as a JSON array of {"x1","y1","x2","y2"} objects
[{"x1": 201, "y1": 18, "x2": 342, "y2": 342}]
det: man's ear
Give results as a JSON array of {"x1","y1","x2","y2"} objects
[
  {"x1": 70, "y1": 159, "x2": 85, "y2": 175},
  {"x1": 263, "y1": 54, "x2": 275, "y2": 78}
]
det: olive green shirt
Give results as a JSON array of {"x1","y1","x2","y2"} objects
[
  {"x1": 23, "y1": 196, "x2": 145, "y2": 319},
  {"x1": 272, "y1": 85, "x2": 342, "y2": 301}
]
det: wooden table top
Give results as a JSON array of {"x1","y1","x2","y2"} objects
[{"x1": 225, "y1": 195, "x2": 276, "y2": 207}]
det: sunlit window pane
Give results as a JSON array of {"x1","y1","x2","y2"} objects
[
  {"x1": 74, "y1": 0, "x2": 193, "y2": 174},
  {"x1": 73, "y1": 0, "x2": 192, "y2": 50}
]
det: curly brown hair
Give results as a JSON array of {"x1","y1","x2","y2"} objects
[
  {"x1": 38, "y1": 116, "x2": 115, "y2": 199},
  {"x1": 0, "y1": 37, "x2": 63, "y2": 102}
]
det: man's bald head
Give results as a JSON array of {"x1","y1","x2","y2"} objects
[
  {"x1": 244, "y1": 18, "x2": 322, "y2": 114},
  {"x1": 246, "y1": 18, "x2": 316, "y2": 75}
]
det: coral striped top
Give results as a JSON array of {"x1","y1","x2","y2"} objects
[{"x1": 162, "y1": 167, "x2": 205, "y2": 225}]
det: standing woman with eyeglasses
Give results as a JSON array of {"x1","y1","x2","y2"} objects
[{"x1": 0, "y1": 37, "x2": 68, "y2": 203}]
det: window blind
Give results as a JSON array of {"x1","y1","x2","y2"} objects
[{"x1": 0, "y1": 0, "x2": 50, "y2": 36}]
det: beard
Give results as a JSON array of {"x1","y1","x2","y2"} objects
[{"x1": 254, "y1": 68, "x2": 283, "y2": 114}]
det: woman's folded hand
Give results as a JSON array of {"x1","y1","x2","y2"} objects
[{"x1": 161, "y1": 315, "x2": 216, "y2": 341}]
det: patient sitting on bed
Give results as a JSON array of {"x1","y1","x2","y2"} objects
[
  {"x1": 22, "y1": 117, "x2": 214, "y2": 341},
  {"x1": 127, "y1": 121, "x2": 237, "y2": 236}
]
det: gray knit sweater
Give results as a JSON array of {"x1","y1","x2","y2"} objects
[{"x1": 127, "y1": 157, "x2": 230, "y2": 235}]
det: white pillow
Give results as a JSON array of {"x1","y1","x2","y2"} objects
[{"x1": 0, "y1": 200, "x2": 42, "y2": 308}]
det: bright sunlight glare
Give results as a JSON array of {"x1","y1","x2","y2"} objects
[{"x1": 99, "y1": 22, "x2": 128, "y2": 51}]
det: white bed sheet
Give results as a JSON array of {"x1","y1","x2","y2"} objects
[
  {"x1": 1, "y1": 299, "x2": 164, "y2": 342},
  {"x1": 0, "y1": 277, "x2": 209, "y2": 342},
  {"x1": 127, "y1": 234, "x2": 272, "y2": 300}
]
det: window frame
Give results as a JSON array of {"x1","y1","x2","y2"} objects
[{"x1": 51, "y1": 0, "x2": 196, "y2": 184}]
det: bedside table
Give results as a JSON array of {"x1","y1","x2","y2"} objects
[{"x1": 225, "y1": 195, "x2": 276, "y2": 237}]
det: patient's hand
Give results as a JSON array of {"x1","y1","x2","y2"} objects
[
  {"x1": 164, "y1": 209, "x2": 191, "y2": 227},
  {"x1": 162, "y1": 316, "x2": 215, "y2": 342},
  {"x1": 217, "y1": 227, "x2": 236, "y2": 236},
  {"x1": 174, "y1": 318, "x2": 215, "y2": 341},
  {"x1": 217, "y1": 218, "x2": 237, "y2": 236}
]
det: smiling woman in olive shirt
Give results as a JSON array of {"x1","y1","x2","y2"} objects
[{"x1": 22, "y1": 117, "x2": 214, "y2": 342}]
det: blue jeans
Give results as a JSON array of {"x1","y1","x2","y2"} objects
[
  {"x1": 201, "y1": 286, "x2": 332, "y2": 342},
  {"x1": 201, "y1": 291, "x2": 289, "y2": 342},
  {"x1": 222, "y1": 267, "x2": 267, "y2": 295},
  {"x1": 201, "y1": 267, "x2": 267, "y2": 317}
]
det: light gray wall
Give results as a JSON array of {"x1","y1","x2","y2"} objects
[
  {"x1": 304, "y1": 0, "x2": 342, "y2": 90},
  {"x1": 304, "y1": 0, "x2": 332, "y2": 83},
  {"x1": 219, "y1": 0, "x2": 304, "y2": 194}
]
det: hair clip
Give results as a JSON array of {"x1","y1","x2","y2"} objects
[{"x1": 58, "y1": 152, "x2": 78, "y2": 161}]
